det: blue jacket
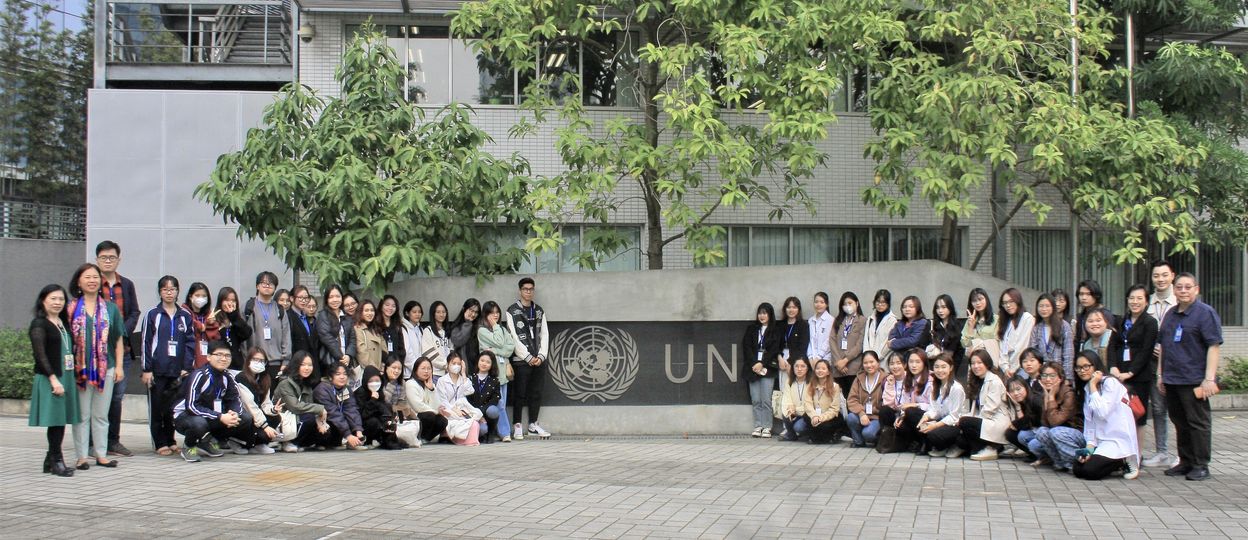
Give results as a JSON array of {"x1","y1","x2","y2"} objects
[
  {"x1": 172, "y1": 365, "x2": 241, "y2": 420},
  {"x1": 140, "y1": 305, "x2": 196, "y2": 377},
  {"x1": 888, "y1": 318, "x2": 931, "y2": 353},
  {"x1": 314, "y1": 381, "x2": 363, "y2": 435}
]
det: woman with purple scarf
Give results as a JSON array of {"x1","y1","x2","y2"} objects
[{"x1": 68, "y1": 263, "x2": 127, "y2": 470}]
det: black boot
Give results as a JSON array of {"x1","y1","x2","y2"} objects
[
  {"x1": 43, "y1": 452, "x2": 53, "y2": 474},
  {"x1": 48, "y1": 450, "x2": 73, "y2": 477}
]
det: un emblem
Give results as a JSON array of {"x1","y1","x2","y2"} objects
[{"x1": 549, "y1": 326, "x2": 639, "y2": 403}]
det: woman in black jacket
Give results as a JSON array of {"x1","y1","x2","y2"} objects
[
  {"x1": 214, "y1": 287, "x2": 253, "y2": 371},
  {"x1": 742, "y1": 302, "x2": 782, "y2": 438},
  {"x1": 468, "y1": 350, "x2": 503, "y2": 444},
  {"x1": 353, "y1": 366, "x2": 405, "y2": 449},
  {"x1": 1115, "y1": 285, "x2": 1159, "y2": 449},
  {"x1": 778, "y1": 296, "x2": 810, "y2": 390},
  {"x1": 28, "y1": 284, "x2": 78, "y2": 477},
  {"x1": 928, "y1": 294, "x2": 965, "y2": 375}
]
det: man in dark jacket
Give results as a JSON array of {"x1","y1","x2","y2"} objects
[
  {"x1": 314, "y1": 363, "x2": 366, "y2": 449},
  {"x1": 288, "y1": 285, "x2": 320, "y2": 367},
  {"x1": 95, "y1": 240, "x2": 141, "y2": 457},
  {"x1": 174, "y1": 341, "x2": 252, "y2": 462}
]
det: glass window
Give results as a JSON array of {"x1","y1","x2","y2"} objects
[
  {"x1": 1079, "y1": 231, "x2": 1127, "y2": 306},
  {"x1": 793, "y1": 228, "x2": 870, "y2": 264},
  {"x1": 890, "y1": 228, "x2": 910, "y2": 261},
  {"x1": 400, "y1": 25, "x2": 451, "y2": 104},
  {"x1": 582, "y1": 32, "x2": 639, "y2": 107},
  {"x1": 591, "y1": 226, "x2": 642, "y2": 272},
  {"x1": 1199, "y1": 244, "x2": 1242, "y2": 325},
  {"x1": 539, "y1": 40, "x2": 579, "y2": 104},
  {"x1": 450, "y1": 39, "x2": 517, "y2": 105},
  {"x1": 750, "y1": 228, "x2": 790, "y2": 266},
  {"x1": 729, "y1": 227, "x2": 750, "y2": 267},
  {"x1": 1011, "y1": 229, "x2": 1072, "y2": 293},
  {"x1": 871, "y1": 228, "x2": 889, "y2": 261},
  {"x1": 911, "y1": 228, "x2": 942, "y2": 261}
]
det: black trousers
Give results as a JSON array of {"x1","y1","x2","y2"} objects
[
  {"x1": 879, "y1": 407, "x2": 925, "y2": 448},
  {"x1": 1073, "y1": 454, "x2": 1127, "y2": 480},
  {"x1": 511, "y1": 360, "x2": 546, "y2": 424},
  {"x1": 175, "y1": 411, "x2": 253, "y2": 448},
  {"x1": 1165, "y1": 383, "x2": 1213, "y2": 468},
  {"x1": 834, "y1": 376, "x2": 854, "y2": 399},
  {"x1": 291, "y1": 413, "x2": 339, "y2": 448},
  {"x1": 1004, "y1": 428, "x2": 1035, "y2": 459},
  {"x1": 808, "y1": 416, "x2": 848, "y2": 444},
  {"x1": 956, "y1": 417, "x2": 1000, "y2": 453},
  {"x1": 417, "y1": 411, "x2": 448, "y2": 441},
  {"x1": 924, "y1": 424, "x2": 960, "y2": 450},
  {"x1": 147, "y1": 375, "x2": 179, "y2": 449}
]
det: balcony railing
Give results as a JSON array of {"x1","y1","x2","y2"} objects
[
  {"x1": 106, "y1": 1, "x2": 291, "y2": 65},
  {"x1": 0, "y1": 200, "x2": 85, "y2": 241}
]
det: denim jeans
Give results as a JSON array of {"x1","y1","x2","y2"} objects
[
  {"x1": 74, "y1": 367, "x2": 114, "y2": 461},
  {"x1": 846, "y1": 412, "x2": 881, "y2": 445},
  {"x1": 747, "y1": 377, "x2": 775, "y2": 429},
  {"x1": 1035, "y1": 425, "x2": 1085, "y2": 469},
  {"x1": 1017, "y1": 429, "x2": 1039, "y2": 456},
  {"x1": 1150, "y1": 381, "x2": 1169, "y2": 454},
  {"x1": 497, "y1": 384, "x2": 512, "y2": 437},
  {"x1": 782, "y1": 415, "x2": 809, "y2": 440}
]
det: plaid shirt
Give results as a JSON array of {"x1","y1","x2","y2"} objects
[{"x1": 101, "y1": 275, "x2": 126, "y2": 315}]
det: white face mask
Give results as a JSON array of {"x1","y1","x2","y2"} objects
[
  {"x1": 367, "y1": 381, "x2": 382, "y2": 392},
  {"x1": 249, "y1": 361, "x2": 266, "y2": 374},
  {"x1": 449, "y1": 364, "x2": 462, "y2": 375},
  {"x1": 842, "y1": 306, "x2": 854, "y2": 316},
  {"x1": 192, "y1": 297, "x2": 208, "y2": 309}
]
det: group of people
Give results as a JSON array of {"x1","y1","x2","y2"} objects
[
  {"x1": 27, "y1": 241, "x2": 557, "y2": 475},
  {"x1": 743, "y1": 260, "x2": 1224, "y2": 482}
]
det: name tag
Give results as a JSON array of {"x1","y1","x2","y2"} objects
[
  {"x1": 757, "y1": 351, "x2": 763, "y2": 362},
  {"x1": 213, "y1": 399, "x2": 223, "y2": 413},
  {"x1": 387, "y1": 340, "x2": 394, "y2": 353},
  {"x1": 865, "y1": 403, "x2": 874, "y2": 415},
  {"x1": 167, "y1": 341, "x2": 178, "y2": 357},
  {"x1": 63, "y1": 354, "x2": 74, "y2": 370},
  {"x1": 198, "y1": 340, "x2": 208, "y2": 356},
  {"x1": 263, "y1": 326, "x2": 273, "y2": 340},
  {"x1": 782, "y1": 348, "x2": 789, "y2": 359},
  {"x1": 1123, "y1": 349, "x2": 1131, "y2": 363},
  {"x1": 1174, "y1": 326, "x2": 1183, "y2": 343},
  {"x1": 841, "y1": 338, "x2": 848, "y2": 350},
  {"x1": 815, "y1": 407, "x2": 823, "y2": 416}
]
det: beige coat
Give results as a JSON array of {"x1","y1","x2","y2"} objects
[
  {"x1": 802, "y1": 381, "x2": 843, "y2": 424},
  {"x1": 966, "y1": 371, "x2": 1014, "y2": 444},
  {"x1": 354, "y1": 326, "x2": 386, "y2": 372},
  {"x1": 780, "y1": 380, "x2": 810, "y2": 418},
  {"x1": 830, "y1": 314, "x2": 867, "y2": 378}
]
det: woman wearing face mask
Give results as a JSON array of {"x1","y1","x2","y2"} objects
[
  {"x1": 28, "y1": 284, "x2": 80, "y2": 476},
  {"x1": 1029, "y1": 293, "x2": 1074, "y2": 379},
  {"x1": 961, "y1": 288, "x2": 999, "y2": 365},
  {"x1": 436, "y1": 352, "x2": 482, "y2": 446},
  {"x1": 917, "y1": 353, "x2": 966, "y2": 457},
  {"x1": 806, "y1": 292, "x2": 832, "y2": 365},
  {"x1": 381, "y1": 355, "x2": 414, "y2": 420},
  {"x1": 886, "y1": 296, "x2": 930, "y2": 359},
  {"x1": 467, "y1": 351, "x2": 503, "y2": 444},
  {"x1": 1072, "y1": 350, "x2": 1140, "y2": 480},
  {"x1": 233, "y1": 348, "x2": 280, "y2": 455},
  {"x1": 1114, "y1": 285, "x2": 1157, "y2": 455},
  {"x1": 846, "y1": 351, "x2": 885, "y2": 448},
  {"x1": 450, "y1": 298, "x2": 482, "y2": 365},
  {"x1": 183, "y1": 283, "x2": 216, "y2": 370},
  {"x1": 271, "y1": 351, "x2": 330, "y2": 453},
  {"x1": 780, "y1": 357, "x2": 814, "y2": 441},
  {"x1": 1026, "y1": 362, "x2": 1079, "y2": 467},
  {"x1": 862, "y1": 289, "x2": 897, "y2": 362},
  {"x1": 742, "y1": 303, "x2": 782, "y2": 438},
  {"x1": 779, "y1": 297, "x2": 809, "y2": 391},
  {"x1": 314, "y1": 363, "x2": 367, "y2": 450},
  {"x1": 803, "y1": 360, "x2": 846, "y2": 444},
  {"x1": 928, "y1": 294, "x2": 965, "y2": 374},
  {"x1": 956, "y1": 350, "x2": 1013, "y2": 461},
  {"x1": 829, "y1": 292, "x2": 867, "y2": 400},
  {"x1": 213, "y1": 287, "x2": 253, "y2": 371},
  {"x1": 354, "y1": 366, "x2": 406, "y2": 450},
  {"x1": 477, "y1": 301, "x2": 515, "y2": 442},
  {"x1": 315, "y1": 285, "x2": 356, "y2": 379},
  {"x1": 404, "y1": 357, "x2": 450, "y2": 443},
  {"x1": 997, "y1": 288, "x2": 1035, "y2": 377}
]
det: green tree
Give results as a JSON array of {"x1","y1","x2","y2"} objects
[
  {"x1": 453, "y1": 0, "x2": 907, "y2": 269},
  {"x1": 196, "y1": 24, "x2": 534, "y2": 294},
  {"x1": 862, "y1": 0, "x2": 1206, "y2": 269}
]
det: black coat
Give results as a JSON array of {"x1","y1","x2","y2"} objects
[
  {"x1": 779, "y1": 320, "x2": 810, "y2": 362},
  {"x1": 929, "y1": 317, "x2": 965, "y2": 363},
  {"x1": 288, "y1": 309, "x2": 320, "y2": 360},
  {"x1": 29, "y1": 318, "x2": 67, "y2": 377},
  {"x1": 217, "y1": 310, "x2": 253, "y2": 371},
  {"x1": 467, "y1": 374, "x2": 501, "y2": 410},
  {"x1": 742, "y1": 322, "x2": 783, "y2": 382},
  {"x1": 1115, "y1": 313, "x2": 1158, "y2": 386}
]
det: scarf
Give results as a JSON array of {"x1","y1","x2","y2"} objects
[{"x1": 72, "y1": 296, "x2": 110, "y2": 392}]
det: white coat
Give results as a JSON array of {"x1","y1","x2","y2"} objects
[
  {"x1": 1084, "y1": 376, "x2": 1140, "y2": 466},
  {"x1": 863, "y1": 311, "x2": 898, "y2": 361}
]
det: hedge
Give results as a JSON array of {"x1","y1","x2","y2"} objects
[{"x1": 0, "y1": 328, "x2": 32, "y2": 400}]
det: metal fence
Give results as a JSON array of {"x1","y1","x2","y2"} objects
[
  {"x1": 107, "y1": 1, "x2": 291, "y2": 65},
  {"x1": 0, "y1": 200, "x2": 86, "y2": 241}
]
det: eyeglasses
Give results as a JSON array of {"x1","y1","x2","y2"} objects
[
  {"x1": 250, "y1": 357, "x2": 266, "y2": 362},
  {"x1": 1039, "y1": 373, "x2": 1059, "y2": 379},
  {"x1": 520, "y1": 286, "x2": 535, "y2": 292},
  {"x1": 160, "y1": 287, "x2": 178, "y2": 293},
  {"x1": 1174, "y1": 284, "x2": 1196, "y2": 290},
  {"x1": 209, "y1": 352, "x2": 232, "y2": 359},
  {"x1": 97, "y1": 255, "x2": 118, "y2": 262},
  {"x1": 1075, "y1": 364, "x2": 1094, "y2": 372},
  {"x1": 258, "y1": 282, "x2": 276, "y2": 288},
  {"x1": 295, "y1": 295, "x2": 311, "y2": 300}
]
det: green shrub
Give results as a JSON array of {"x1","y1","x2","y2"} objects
[
  {"x1": 0, "y1": 328, "x2": 33, "y2": 400},
  {"x1": 1220, "y1": 357, "x2": 1248, "y2": 393}
]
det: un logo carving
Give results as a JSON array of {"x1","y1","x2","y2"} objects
[{"x1": 550, "y1": 326, "x2": 639, "y2": 403}]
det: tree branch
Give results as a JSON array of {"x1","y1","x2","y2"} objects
[
  {"x1": 969, "y1": 179, "x2": 1044, "y2": 271},
  {"x1": 661, "y1": 197, "x2": 724, "y2": 247}
]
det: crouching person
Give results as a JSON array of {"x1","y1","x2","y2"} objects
[
  {"x1": 355, "y1": 366, "x2": 406, "y2": 449},
  {"x1": 315, "y1": 363, "x2": 367, "y2": 450},
  {"x1": 174, "y1": 341, "x2": 253, "y2": 462}
]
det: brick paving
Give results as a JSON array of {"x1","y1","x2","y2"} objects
[{"x1": 2, "y1": 414, "x2": 1247, "y2": 539}]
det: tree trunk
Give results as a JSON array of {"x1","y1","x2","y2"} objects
[
  {"x1": 641, "y1": 19, "x2": 664, "y2": 270},
  {"x1": 939, "y1": 214, "x2": 959, "y2": 264}
]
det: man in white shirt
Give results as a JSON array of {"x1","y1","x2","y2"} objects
[{"x1": 1143, "y1": 259, "x2": 1178, "y2": 468}]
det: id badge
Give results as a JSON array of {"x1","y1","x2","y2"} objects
[
  {"x1": 865, "y1": 403, "x2": 873, "y2": 415},
  {"x1": 213, "y1": 399, "x2": 223, "y2": 413},
  {"x1": 841, "y1": 338, "x2": 848, "y2": 350},
  {"x1": 199, "y1": 340, "x2": 208, "y2": 356},
  {"x1": 263, "y1": 326, "x2": 273, "y2": 340},
  {"x1": 815, "y1": 407, "x2": 823, "y2": 416},
  {"x1": 1123, "y1": 349, "x2": 1131, "y2": 363},
  {"x1": 167, "y1": 341, "x2": 178, "y2": 357},
  {"x1": 1174, "y1": 326, "x2": 1183, "y2": 343},
  {"x1": 63, "y1": 354, "x2": 74, "y2": 370},
  {"x1": 387, "y1": 340, "x2": 394, "y2": 353},
  {"x1": 756, "y1": 351, "x2": 763, "y2": 362},
  {"x1": 782, "y1": 348, "x2": 789, "y2": 359}
]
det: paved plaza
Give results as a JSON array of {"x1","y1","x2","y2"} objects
[{"x1": 1, "y1": 414, "x2": 1247, "y2": 539}]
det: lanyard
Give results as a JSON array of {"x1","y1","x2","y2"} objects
[
  {"x1": 256, "y1": 300, "x2": 272, "y2": 325},
  {"x1": 785, "y1": 323, "x2": 796, "y2": 342},
  {"x1": 298, "y1": 313, "x2": 310, "y2": 335},
  {"x1": 863, "y1": 372, "x2": 880, "y2": 394},
  {"x1": 758, "y1": 326, "x2": 766, "y2": 348},
  {"x1": 1123, "y1": 318, "x2": 1133, "y2": 344},
  {"x1": 843, "y1": 319, "x2": 853, "y2": 338}
]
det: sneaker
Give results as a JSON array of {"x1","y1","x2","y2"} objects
[
  {"x1": 226, "y1": 440, "x2": 249, "y2": 456},
  {"x1": 779, "y1": 429, "x2": 789, "y2": 439},
  {"x1": 760, "y1": 428, "x2": 772, "y2": 439},
  {"x1": 928, "y1": 448, "x2": 946, "y2": 458},
  {"x1": 1143, "y1": 452, "x2": 1178, "y2": 468},
  {"x1": 281, "y1": 443, "x2": 302, "y2": 453},
  {"x1": 1000, "y1": 446, "x2": 1020, "y2": 458},
  {"x1": 513, "y1": 424, "x2": 524, "y2": 440},
  {"x1": 528, "y1": 423, "x2": 552, "y2": 438},
  {"x1": 970, "y1": 448, "x2": 999, "y2": 461},
  {"x1": 180, "y1": 446, "x2": 201, "y2": 463},
  {"x1": 197, "y1": 441, "x2": 225, "y2": 458},
  {"x1": 107, "y1": 442, "x2": 134, "y2": 457},
  {"x1": 751, "y1": 427, "x2": 763, "y2": 438},
  {"x1": 250, "y1": 443, "x2": 276, "y2": 455},
  {"x1": 1124, "y1": 459, "x2": 1140, "y2": 480},
  {"x1": 945, "y1": 447, "x2": 966, "y2": 459},
  {"x1": 501, "y1": 436, "x2": 512, "y2": 443}
]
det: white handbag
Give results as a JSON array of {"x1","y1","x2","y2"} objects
[
  {"x1": 395, "y1": 420, "x2": 421, "y2": 447},
  {"x1": 278, "y1": 411, "x2": 298, "y2": 442}
]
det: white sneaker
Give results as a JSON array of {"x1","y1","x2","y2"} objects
[
  {"x1": 501, "y1": 436, "x2": 512, "y2": 443},
  {"x1": 1124, "y1": 459, "x2": 1140, "y2": 480},
  {"x1": 1142, "y1": 452, "x2": 1177, "y2": 468},
  {"x1": 528, "y1": 422, "x2": 552, "y2": 438},
  {"x1": 226, "y1": 440, "x2": 249, "y2": 455},
  {"x1": 928, "y1": 448, "x2": 946, "y2": 458},
  {"x1": 946, "y1": 447, "x2": 966, "y2": 459},
  {"x1": 970, "y1": 447, "x2": 999, "y2": 461},
  {"x1": 250, "y1": 444, "x2": 275, "y2": 454},
  {"x1": 760, "y1": 428, "x2": 772, "y2": 439},
  {"x1": 513, "y1": 424, "x2": 524, "y2": 440},
  {"x1": 1000, "y1": 446, "x2": 1020, "y2": 458},
  {"x1": 281, "y1": 443, "x2": 302, "y2": 453},
  {"x1": 751, "y1": 427, "x2": 763, "y2": 438}
]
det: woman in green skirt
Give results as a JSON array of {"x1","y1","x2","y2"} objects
[{"x1": 29, "y1": 284, "x2": 80, "y2": 477}]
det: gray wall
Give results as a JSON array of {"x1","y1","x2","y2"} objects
[
  {"x1": 86, "y1": 89, "x2": 292, "y2": 310},
  {"x1": 0, "y1": 239, "x2": 86, "y2": 329}
]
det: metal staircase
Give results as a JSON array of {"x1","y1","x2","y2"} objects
[{"x1": 211, "y1": 3, "x2": 290, "y2": 64}]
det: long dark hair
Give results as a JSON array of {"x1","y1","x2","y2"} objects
[
  {"x1": 832, "y1": 291, "x2": 861, "y2": 331},
  {"x1": 322, "y1": 284, "x2": 344, "y2": 323},
  {"x1": 966, "y1": 288, "x2": 995, "y2": 326},
  {"x1": 930, "y1": 352, "x2": 955, "y2": 400},
  {"x1": 1077, "y1": 279, "x2": 1104, "y2": 311},
  {"x1": 1035, "y1": 293, "x2": 1063, "y2": 347},
  {"x1": 1051, "y1": 288, "x2": 1072, "y2": 320},
  {"x1": 429, "y1": 300, "x2": 449, "y2": 333},
  {"x1": 789, "y1": 357, "x2": 813, "y2": 388},
  {"x1": 34, "y1": 284, "x2": 71, "y2": 327},
  {"x1": 184, "y1": 282, "x2": 211, "y2": 317},
  {"x1": 902, "y1": 348, "x2": 930, "y2": 396},
  {"x1": 238, "y1": 347, "x2": 273, "y2": 400},
  {"x1": 933, "y1": 294, "x2": 956, "y2": 324},
  {"x1": 481, "y1": 300, "x2": 504, "y2": 330},
  {"x1": 965, "y1": 349, "x2": 997, "y2": 403},
  {"x1": 383, "y1": 354, "x2": 405, "y2": 384},
  {"x1": 1073, "y1": 350, "x2": 1106, "y2": 405},
  {"x1": 1006, "y1": 376, "x2": 1041, "y2": 425},
  {"x1": 214, "y1": 286, "x2": 239, "y2": 325},
  {"x1": 285, "y1": 351, "x2": 319, "y2": 387},
  {"x1": 996, "y1": 288, "x2": 1026, "y2": 340},
  {"x1": 411, "y1": 356, "x2": 434, "y2": 387},
  {"x1": 474, "y1": 350, "x2": 499, "y2": 377},
  {"x1": 357, "y1": 299, "x2": 384, "y2": 334},
  {"x1": 782, "y1": 296, "x2": 803, "y2": 323},
  {"x1": 453, "y1": 297, "x2": 482, "y2": 328},
  {"x1": 379, "y1": 295, "x2": 402, "y2": 330},
  {"x1": 754, "y1": 302, "x2": 776, "y2": 326}
]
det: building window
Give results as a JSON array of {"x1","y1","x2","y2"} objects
[
  {"x1": 1199, "y1": 243, "x2": 1243, "y2": 325},
  {"x1": 508, "y1": 225, "x2": 641, "y2": 273},
  {"x1": 698, "y1": 226, "x2": 960, "y2": 267},
  {"x1": 1011, "y1": 229, "x2": 1073, "y2": 294}
]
